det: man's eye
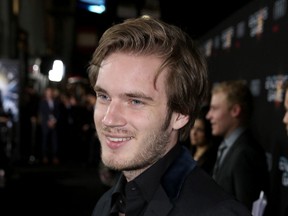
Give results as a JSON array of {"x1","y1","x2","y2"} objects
[
  {"x1": 96, "y1": 93, "x2": 109, "y2": 101},
  {"x1": 131, "y1": 99, "x2": 143, "y2": 105}
]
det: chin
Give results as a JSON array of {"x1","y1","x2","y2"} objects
[
  {"x1": 102, "y1": 158, "x2": 119, "y2": 170},
  {"x1": 102, "y1": 153, "x2": 128, "y2": 169}
]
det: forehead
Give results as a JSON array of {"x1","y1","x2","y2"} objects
[
  {"x1": 211, "y1": 91, "x2": 227, "y2": 103},
  {"x1": 194, "y1": 119, "x2": 205, "y2": 127},
  {"x1": 97, "y1": 53, "x2": 167, "y2": 94}
]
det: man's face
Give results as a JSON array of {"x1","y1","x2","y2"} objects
[
  {"x1": 93, "y1": 53, "x2": 183, "y2": 176},
  {"x1": 206, "y1": 92, "x2": 236, "y2": 138},
  {"x1": 283, "y1": 89, "x2": 288, "y2": 135}
]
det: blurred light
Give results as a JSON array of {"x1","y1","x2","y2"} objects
[
  {"x1": 88, "y1": 5, "x2": 106, "y2": 14},
  {"x1": 12, "y1": 0, "x2": 20, "y2": 15},
  {"x1": 48, "y1": 60, "x2": 65, "y2": 82},
  {"x1": 78, "y1": 0, "x2": 106, "y2": 14},
  {"x1": 32, "y1": 64, "x2": 39, "y2": 72}
]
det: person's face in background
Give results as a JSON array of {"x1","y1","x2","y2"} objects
[
  {"x1": 206, "y1": 92, "x2": 237, "y2": 138},
  {"x1": 190, "y1": 119, "x2": 206, "y2": 147},
  {"x1": 282, "y1": 89, "x2": 288, "y2": 135},
  {"x1": 45, "y1": 87, "x2": 53, "y2": 99},
  {"x1": 93, "y1": 52, "x2": 188, "y2": 179}
]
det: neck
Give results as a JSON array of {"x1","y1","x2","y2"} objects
[
  {"x1": 193, "y1": 145, "x2": 208, "y2": 161},
  {"x1": 123, "y1": 167, "x2": 149, "y2": 182}
]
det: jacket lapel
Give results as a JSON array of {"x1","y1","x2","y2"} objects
[{"x1": 144, "y1": 146, "x2": 196, "y2": 216}]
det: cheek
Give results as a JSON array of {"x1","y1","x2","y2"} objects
[
  {"x1": 199, "y1": 133, "x2": 206, "y2": 141},
  {"x1": 94, "y1": 108, "x2": 103, "y2": 125},
  {"x1": 190, "y1": 130, "x2": 194, "y2": 138},
  {"x1": 217, "y1": 110, "x2": 229, "y2": 120}
]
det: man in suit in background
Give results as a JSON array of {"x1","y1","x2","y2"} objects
[
  {"x1": 38, "y1": 86, "x2": 60, "y2": 165},
  {"x1": 206, "y1": 80, "x2": 270, "y2": 212}
]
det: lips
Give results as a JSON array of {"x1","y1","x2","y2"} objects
[{"x1": 104, "y1": 134, "x2": 133, "y2": 149}]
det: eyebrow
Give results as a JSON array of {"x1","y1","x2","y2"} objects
[
  {"x1": 94, "y1": 86, "x2": 105, "y2": 93},
  {"x1": 125, "y1": 92, "x2": 153, "y2": 101},
  {"x1": 94, "y1": 86, "x2": 154, "y2": 101}
]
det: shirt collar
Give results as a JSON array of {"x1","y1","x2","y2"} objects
[
  {"x1": 223, "y1": 127, "x2": 246, "y2": 148},
  {"x1": 110, "y1": 175, "x2": 127, "y2": 214}
]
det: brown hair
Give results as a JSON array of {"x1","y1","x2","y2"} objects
[{"x1": 211, "y1": 80, "x2": 253, "y2": 126}]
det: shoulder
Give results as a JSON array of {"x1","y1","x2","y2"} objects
[
  {"x1": 183, "y1": 166, "x2": 231, "y2": 198},
  {"x1": 173, "y1": 166, "x2": 251, "y2": 215},
  {"x1": 232, "y1": 131, "x2": 264, "y2": 155}
]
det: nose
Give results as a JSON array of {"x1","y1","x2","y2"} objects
[{"x1": 102, "y1": 101, "x2": 126, "y2": 127}]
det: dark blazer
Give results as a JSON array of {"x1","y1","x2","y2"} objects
[
  {"x1": 213, "y1": 129, "x2": 270, "y2": 211},
  {"x1": 92, "y1": 146, "x2": 251, "y2": 216}
]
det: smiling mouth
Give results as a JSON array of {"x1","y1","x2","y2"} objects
[
  {"x1": 101, "y1": 127, "x2": 134, "y2": 145},
  {"x1": 104, "y1": 135, "x2": 133, "y2": 149},
  {"x1": 107, "y1": 136, "x2": 133, "y2": 142}
]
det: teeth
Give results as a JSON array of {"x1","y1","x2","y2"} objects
[{"x1": 108, "y1": 137, "x2": 132, "y2": 142}]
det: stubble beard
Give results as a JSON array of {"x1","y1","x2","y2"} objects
[
  {"x1": 100, "y1": 126, "x2": 171, "y2": 173},
  {"x1": 100, "y1": 111, "x2": 173, "y2": 172}
]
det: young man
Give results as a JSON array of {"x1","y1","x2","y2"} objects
[
  {"x1": 206, "y1": 80, "x2": 270, "y2": 211},
  {"x1": 88, "y1": 16, "x2": 251, "y2": 215}
]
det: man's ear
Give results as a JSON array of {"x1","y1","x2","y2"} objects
[
  {"x1": 230, "y1": 104, "x2": 241, "y2": 117},
  {"x1": 172, "y1": 113, "x2": 189, "y2": 130}
]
